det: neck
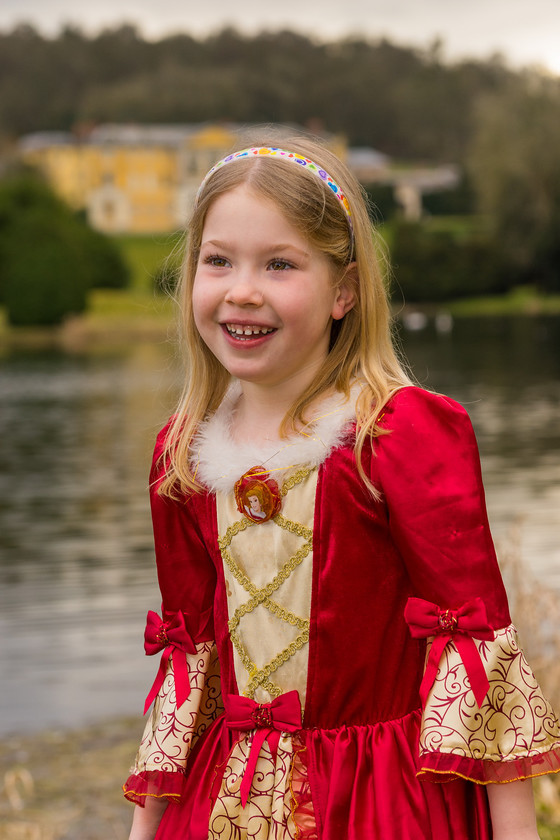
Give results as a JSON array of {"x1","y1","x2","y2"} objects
[
  {"x1": 231, "y1": 374, "x2": 329, "y2": 445},
  {"x1": 232, "y1": 386, "x2": 294, "y2": 445}
]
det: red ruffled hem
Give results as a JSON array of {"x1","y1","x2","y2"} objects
[
  {"x1": 418, "y1": 744, "x2": 560, "y2": 784},
  {"x1": 123, "y1": 769, "x2": 185, "y2": 806},
  {"x1": 291, "y1": 742, "x2": 318, "y2": 839},
  {"x1": 144, "y1": 712, "x2": 495, "y2": 840}
]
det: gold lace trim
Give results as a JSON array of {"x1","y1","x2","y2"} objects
[
  {"x1": 279, "y1": 466, "x2": 314, "y2": 496},
  {"x1": 218, "y1": 467, "x2": 313, "y2": 699}
]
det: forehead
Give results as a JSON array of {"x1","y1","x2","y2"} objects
[
  {"x1": 204, "y1": 184, "x2": 287, "y2": 221},
  {"x1": 201, "y1": 185, "x2": 308, "y2": 246}
]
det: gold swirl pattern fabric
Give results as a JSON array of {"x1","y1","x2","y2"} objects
[
  {"x1": 133, "y1": 641, "x2": 223, "y2": 776},
  {"x1": 418, "y1": 624, "x2": 560, "y2": 782},
  {"x1": 208, "y1": 734, "x2": 301, "y2": 840}
]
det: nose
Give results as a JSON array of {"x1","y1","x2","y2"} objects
[{"x1": 224, "y1": 273, "x2": 264, "y2": 307}]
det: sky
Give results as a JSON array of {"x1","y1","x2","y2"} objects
[{"x1": 1, "y1": 0, "x2": 559, "y2": 74}]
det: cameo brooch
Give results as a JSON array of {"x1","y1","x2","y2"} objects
[{"x1": 234, "y1": 466, "x2": 281, "y2": 523}]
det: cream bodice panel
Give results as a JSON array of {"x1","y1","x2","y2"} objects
[{"x1": 216, "y1": 467, "x2": 317, "y2": 709}]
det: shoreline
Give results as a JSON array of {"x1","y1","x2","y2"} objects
[
  {"x1": 1, "y1": 286, "x2": 560, "y2": 352},
  {"x1": 0, "y1": 715, "x2": 143, "y2": 839}
]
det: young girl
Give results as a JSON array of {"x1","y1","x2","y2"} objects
[{"x1": 124, "y1": 138, "x2": 560, "y2": 840}]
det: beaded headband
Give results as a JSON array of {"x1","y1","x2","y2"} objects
[{"x1": 196, "y1": 146, "x2": 353, "y2": 231}]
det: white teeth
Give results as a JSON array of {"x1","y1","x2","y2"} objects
[{"x1": 225, "y1": 323, "x2": 274, "y2": 339}]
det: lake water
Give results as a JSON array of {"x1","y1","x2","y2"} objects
[{"x1": 1, "y1": 315, "x2": 559, "y2": 736}]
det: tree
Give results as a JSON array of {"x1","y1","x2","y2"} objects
[
  {"x1": 1, "y1": 206, "x2": 89, "y2": 325},
  {"x1": 0, "y1": 24, "x2": 517, "y2": 163},
  {"x1": 468, "y1": 77, "x2": 560, "y2": 291},
  {"x1": 0, "y1": 169, "x2": 129, "y2": 325}
]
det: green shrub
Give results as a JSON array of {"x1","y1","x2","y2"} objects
[
  {"x1": 0, "y1": 169, "x2": 129, "y2": 325},
  {"x1": 153, "y1": 256, "x2": 182, "y2": 296},
  {"x1": 364, "y1": 184, "x2": 398, "y2": 223},
  {"x1": 531, "y1": 213, "x2": 560, "y2": 293},
  {"x1": 2, "y1": 206, "x2": 89, "y2": 325},
  {"x1": 422, "y1": 176, "x2": 476, "y2": 216},
  {"x1": 79, "y1": 226, "x2": 130, "y2": 290},
  {"x1": 389, "y1": 220, "x2": 509, "y2": 302}
]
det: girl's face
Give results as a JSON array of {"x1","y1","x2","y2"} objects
[{"x1": 193, "y1": 185, "x2": 353, "y2": 394}]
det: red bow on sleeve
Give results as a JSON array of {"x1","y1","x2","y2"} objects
[
  {"x1": 143, "y1": 610, "x2": 197, "y2": 714},
  {"x1": 404, "y1": 597, "x2": 495, "y2": 708},
  {"x1": 225, "y1": 691, "x2": 302, "y2": 807}
]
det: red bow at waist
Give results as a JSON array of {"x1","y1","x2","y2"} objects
[
  {"x1": 143, "y1": 610, "x2": 196, "y2": 714},
  {"x1": 404, "y1": 597, "x2": 495, "y2": 708},
  {"x1": 225, "y1": 691, "x2": 302, "y2": 807}
]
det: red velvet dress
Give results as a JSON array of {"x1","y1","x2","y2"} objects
[{"x1": 124, "y1": 386, "x2": 560, "y2": 839}]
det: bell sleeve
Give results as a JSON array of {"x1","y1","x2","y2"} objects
[
  {"x1": 373, "y1": 386, "x2": 560, "y2": 784},
  {"x1": 123, "y1": 423, "x2": 223, "y2": 806}
]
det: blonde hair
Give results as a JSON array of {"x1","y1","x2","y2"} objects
[
  {"x1": 246, "y1": 485, "x2": 265, "y2": 504},
  {"x1": 159, "y1": 131, "x2": 412, "y2": 498}
]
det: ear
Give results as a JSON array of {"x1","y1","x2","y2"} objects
[{"x1": 332, "y1": 262, "x2": 358, "y2": 321}]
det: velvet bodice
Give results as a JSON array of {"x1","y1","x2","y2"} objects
[{"x1": 149, "y1": 387, "x2": 511, "y2": 729}]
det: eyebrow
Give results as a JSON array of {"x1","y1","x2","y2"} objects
[{"x1": 201, "y1": 239, "x2": 310, "y2": 258}]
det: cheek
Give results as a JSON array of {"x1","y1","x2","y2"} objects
[
  {"x1": 293, "y1": 294, "x2": 337, "y2": 334},
  {"x1": 191, "y1": 278, "x2": 213, "y2": 330}
]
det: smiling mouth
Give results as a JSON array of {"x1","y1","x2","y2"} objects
[{"x1": 225, "y1": 323, "x2": 276, "y2": 340}]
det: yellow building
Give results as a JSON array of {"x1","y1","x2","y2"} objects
[{"x1": 19, "y1": 124, "x2": 348, "y2": 234}]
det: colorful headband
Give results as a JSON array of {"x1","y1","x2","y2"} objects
[{"x1": 196, "y1": 147, "x2": 353, "y2": 231}]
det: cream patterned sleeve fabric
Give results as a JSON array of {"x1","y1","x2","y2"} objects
[
  {"x1": 123, "y1": 641, "x2": 223, "y2": 804},
  {"x1": 417, "y1": 625, "x2": 560, "y2": 783}
]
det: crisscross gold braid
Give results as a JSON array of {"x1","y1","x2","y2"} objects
[
  {"x1": 219, "y1": 467, "x2": 314, "y2": 698},
  {"x1": 279, "y1": 466, "x2": 314, "y2": 496}
]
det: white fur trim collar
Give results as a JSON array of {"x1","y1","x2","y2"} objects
[{"x1": 191, "y1": 383, "x2": 358, "y2": 494}]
